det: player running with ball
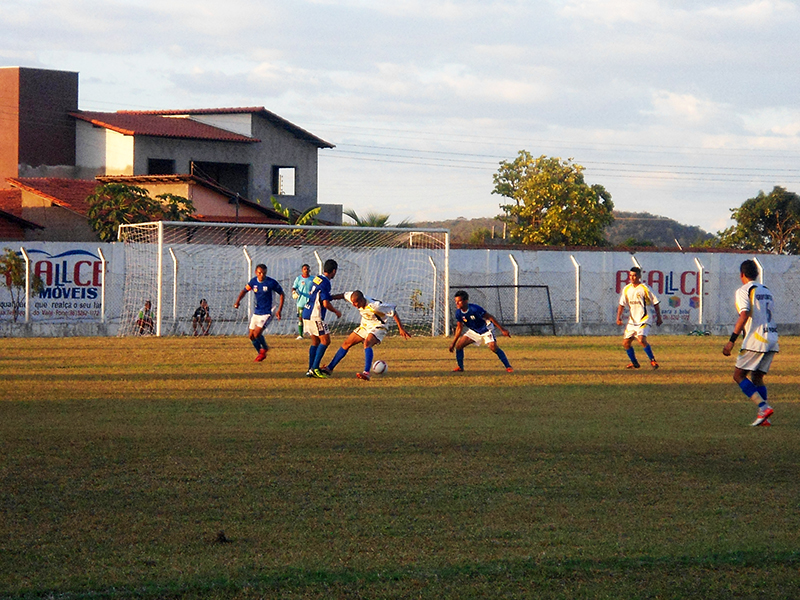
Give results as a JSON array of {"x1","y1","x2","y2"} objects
[
  {"x1": 449, "y1": 290, "x2": 513, "y2": 373},
  {"x1": 322, "y1": 290, "x2": 411, "y2": 380}
]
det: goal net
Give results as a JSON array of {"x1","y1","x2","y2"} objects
[
  {"x1": 117, "y1": 222, "x2": 450, "y2": 337},
  {"x1": 448, "y1": 284, "x2": 556, "y2": 335}
]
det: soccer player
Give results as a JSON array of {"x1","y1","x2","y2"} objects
[
  {"x1": 449, "y1": 290, "x2": 513, "y2": 372},
  {"x1": 302, "y1": 259, "x2": 342, "y2": 378},
  {"x1": 322, "y1": 290, "x2": 411, "y2": 380},
  {"x1": 722, "y1": 259, "x2": 778, "y2": 426},
  {"x1": 291, "y1": 263, "x2": 314, "y2": 340},
  {"x1": 192, "y1": 298, "x2": 211, "y2": 336},
  {"x1": 233, "y1": 264, "x2": 284, "y2": 362},
  {"x1": 616, "y1": 266, "x2": 662, "y2": 369}
]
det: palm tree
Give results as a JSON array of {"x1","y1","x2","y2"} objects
[
  {"x1": 270, "y1": 197, "x2": 321, "y2": 225},
  {"x1": 343, "y1": 209, "x2": 412, "y2": 228}
]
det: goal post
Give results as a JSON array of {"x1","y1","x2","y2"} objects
[
  {"x1": 117, "y1": 221, "x2": 450, "y2": 337},
  {"x1": 449, "y1": 284, "x2": 557, "y2": 335}
]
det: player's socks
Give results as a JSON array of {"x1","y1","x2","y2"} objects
[
  {"x1": 313, "y1": 344, "x2": 329, "y2": 369},
  {"x1": 257, "y1": 335, "x2": 267, "y2": 351},
  {"x1": 455, "y1": 348, "x2": 464, "y2": 370},
  {"x1": 251, "y1": 338, "x2": 261, "y2": 352},
  {"x1": 308, "y1": 345, "x2": 317, "y2": 370},
  {"x1": 494, "y1": 348, "x2": 511, "y2": 369},
  {"x1": 327, "y1": 347, "x2": 348, "y2": 371},
  {"x1": 364, "y1": 347, "x2": 374, "y2": 373},
  {"x1": 626, "y1": 347, "x2": 638, "y2": 364},
  {"x1": 757, "y1": 385, "x2": 768, "y2": 401},
  {"x1": 739, "y1": 378, "x2": 766, "y2": 403},
  {"x1": 643, "y1": 345, "x2": 655, "y2": 362}
]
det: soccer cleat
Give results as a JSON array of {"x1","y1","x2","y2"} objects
[
  {"x1": 295, "y1": 335, "x2": 304, "y2": 340},
  {"x1": 319, "y1": 365, "x2": 332, "y2": 376},
  {"x1": 305, "y1": 369, "x2": 315, "y2": 378},
  {"x1": 506, "y1": 367, "x2": 514, "y2": 373},
  {"x1": 255, "y1": 348, "x2": 267, "y2": 362},
  {"x1": 759, "y1": 419, "x2": 772, "y2": 427},
  {"x1": 452, "y1": 366, "x2": 464, "y2": 372},
  {"x1": 625, "y1": 362, "x2": 641, "y2": 369},
  {"x1": 751, "y1": 407, "x2": 774, "y2": 427},
  {"x1": 356, "y1": 371, "x2": 371, "y2": 381},
  {"x1": 312, "y1": 368, "x2": 330, "y2": 379},
  {"x1": 650, "y1": 360, "x2": 659, "y2": 369}
]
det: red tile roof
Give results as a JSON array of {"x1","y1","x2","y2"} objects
[
  {"x1": 7, "y1": 178, "x2": 101, "y2": 217},
  {"x1": 70, "y1": 111, "x2": 259, "y2": 143},
  {"x1": 114, "y1": 107, "x2": 333, "y2": 148}
]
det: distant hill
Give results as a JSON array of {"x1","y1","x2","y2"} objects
[{"x1": 415, "y1": 212, "x2": 714, "y2": 248}]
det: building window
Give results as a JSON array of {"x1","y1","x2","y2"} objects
[
  {"x1": 148, "y1": 158, "x2": 176, "y2": 175},
  {"x1": 271, "y1": 166, "x2": 296, "y2": 196}
]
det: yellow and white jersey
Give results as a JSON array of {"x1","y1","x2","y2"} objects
[
  {"x1": 619, "y1": 283, "x2": 659, "y2": 326},
  {"x1": 735, "y1": 282, "x2": 779, "y2": 353},
  {"x1": 344, "y1": 292, "x2": 396, "y2": 328}
]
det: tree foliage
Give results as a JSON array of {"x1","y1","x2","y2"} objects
[
  {"x1": 493, "y1": 152, "x2": 614, "y2": 246},
  {"x1": 87, "y1": 184, "x2": 194, "y2": 242},
  {"x1": 270, "y1": 197, "x2": 321, "y2": 225},
  {"x1": 715, "y1": 186, "x2": 800, "y2": 254},
  {"x1": 0, "y1": 248, "x2": 44, "y2": 322},
  {"x1": 343, "y1": 209, "x2": 412, "y2": 228}
]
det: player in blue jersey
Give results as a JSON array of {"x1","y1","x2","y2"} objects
[
  {"x1": 302, "y1": 259, "x2": 342, "y2": 378},
  {"x1": 449, "y1": 290, "x2": 513, "y2": 372},
  {"x1": 291, "y1": 263, "x2": 314, "y2": 339},
  {"x1": 233, "y1": 263, "x2": 285, "y2": 362},
  {"x1": 723, "y1": 259, "x2": 779, "y2": 426}
]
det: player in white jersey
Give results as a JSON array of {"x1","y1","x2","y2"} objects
[
  {"x1": 322, "y1": 290, "x2": 411, "y2": 380},
  {"x1": 616, "y1": 267, "x2": 662, "y2": 369},
  {"x1": 722, "y1": 259, "x2": 778, "y2": 426}
]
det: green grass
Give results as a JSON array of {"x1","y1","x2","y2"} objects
[{"x1": 1, "y1": 335, "x2": 799, "y2": 599}]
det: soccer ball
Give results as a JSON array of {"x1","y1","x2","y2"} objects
[{"x1": 371, "y1": 360, "x2": 387, "y2": 374}]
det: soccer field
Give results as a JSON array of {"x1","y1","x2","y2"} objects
[{"x1": 1, "y1": 335, "x2": 798, "y2": 599}]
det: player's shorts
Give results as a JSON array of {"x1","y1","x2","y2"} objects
[
  {"x1": 735, "y1": 349, "x2": 777, "y2": 373},
  {"x1": 354, "y1": 323, "x2": 387, "y2": 342},
  {"x1": 462, "y1": 326, "x2": 496, "y2": 346},
  {"x1": 623, "y1": 321, "x2": 651, "y2": 340},
  {"x1": 249, "y1": 313, "x2": 273, "y2": 331},
  {"x1": 303, "y1": 318, "x2": 330, "y2": 337}
]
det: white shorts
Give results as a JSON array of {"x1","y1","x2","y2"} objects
[
  {"x1": 303, "y1": 318, "x2": 330, "y2": 337},
  {"x1": 462, "y1": 327, "x2": 496, "y2": 346},
  {"x1": 249, "y1": 313, "x2": 273, "y2": 331},
  {"x1": 623, "y1": 322, "x2": 651, "y2": 340},
  {"x1": 354, "y1": 324, "x2": 387, "y2": 342},
  {"x1": 735, "y1": 349, "x2": 776, "y2": 373}
]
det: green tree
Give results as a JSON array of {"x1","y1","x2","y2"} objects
[
  {"x1": 715, "y1": 186, "x2": 800, "y2": 254},
  {"x1": 493, "y1": 152, "x2": 614, "y2": 246},
  {"x1": 270, "y1": 197, "x2": 320, "y2": 225},
  {"x1": 87, "y1": 183, "x2": 194, "y2": 242},
  {"x1": 343, "y1": 209, "x2": 412, "y2": 228},
  {"x1": 0, "y1": 248, "x2": 44, "y2": 322}
]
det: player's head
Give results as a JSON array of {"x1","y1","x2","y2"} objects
[
  {"x1": 323, "y1": 259, "x2": 338, "y2": 278},
  {"x1": 349, "y1": 290, "x2": 366, "y2": 308},
  {"x1": 200, "y1": 298, "x2": 207, "y2": 307},
  {"x1": 629, "y1": 267, "x2": 642, "y2": 284},
  {"x1": 144, "y1": 300, "x2": 151, "y2": 310},
  {"x1": 454, "y1": 290, "x2": 469, "y2": 309},
  {"x1": 740, "y1": 259, "x2": 759, "y2": 281},
  {"x1": 301, "y1": 263, "x2": 310, "y2": 277},
  {"x1": 255, "y1": 264, "x2": 267, "y2": 280}
]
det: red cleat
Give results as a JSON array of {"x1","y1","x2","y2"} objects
[{"x1": 255, "y1": 348, "x2": 267, "y2": 362}]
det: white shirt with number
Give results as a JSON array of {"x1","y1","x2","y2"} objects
[
  {"x1": 735, "y1": 281, "x2": 779, "y2": 353},
  {"x1": 344, "y1": 292, "x2": 396, "y2": 329},
  {"x1": 619, "y1": 283, "x2": 659, "y2": 326}
]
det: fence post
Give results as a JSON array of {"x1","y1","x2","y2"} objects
[
  {"x1": 570, "y1": 255, "x2": 581, "y2": 324},
  {"x1": 169, "y1": 248, "x2": 179, "y2": 324},
  {"x1": 753, "y1": 256, "x2": 764, "y2": 284},
  {"x1": 693, "y1": 257, "x2": 705, "y2": 326},
  {"x1": 509, "y1": 253, "x2": 519, "y2": 322},
  {"x1": 20, "y1": 247, "x2": 31, "y2": 323},
  {"x1": 243, "y1": 246, "x2": 253, "y2": 318},
  {"x1": 428, "y1": 255, "x2": 438, "y2": 337},
  {"x1": 156, "y1": 222, "x2": 164, "y2": 337},
  {"x1": 97, "y1": 247, "x2": 107, "y2": 324}
]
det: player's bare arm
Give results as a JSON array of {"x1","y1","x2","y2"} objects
[
  {"x1": 393, "y1": 313, "x2": 412, "y2": 339},
  {"x1": 654, "y1": 304, "x2": 663, "y2": 327},
  {"x1": 723, "y1": 310, "x2": 750, "y2": 356},
  {"x1": 233, "y1": 287, "x2": 249, "y2": 309},
  {"x1": 486, "y1": 313, "x2": 511, "y2": 337},
  {"x1": 324, "y1": 299, "x2": 342, "y2": 319},
  {"x1": 275, "y1": 292, "x2": 285, "y2": 320},
  {"x1": 616, "y1": 304, "x2": 624, "y2": 326}
]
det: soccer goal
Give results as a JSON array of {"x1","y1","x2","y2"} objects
[
  {"x1": 117, "y1": 221, "x2": 450, "y2": 337},
  {"x1": 449, "y1": 284, "x2": 557, "y2": 335}
]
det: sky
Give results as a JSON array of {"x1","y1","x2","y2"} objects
[{"x1": 3, "y1": 0, "x2": 800, "y2": 234}]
